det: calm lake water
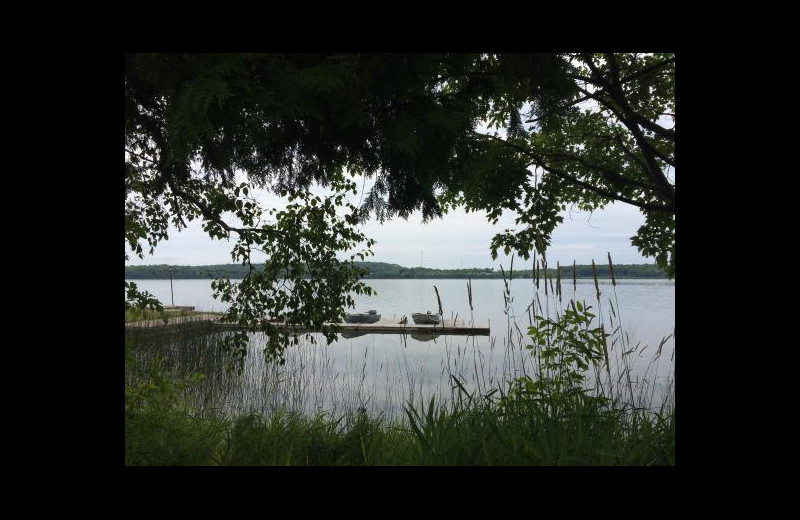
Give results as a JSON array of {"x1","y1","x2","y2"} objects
[{"x1": 126, "y1": 278, "x2": 675, "y2": 420}]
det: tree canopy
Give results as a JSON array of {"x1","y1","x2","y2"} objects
[
  {"x1": 125, "y1": 52, "x2": 675, "y2": 365},
  {"x1": 452, "y1": 53, "x2": 675, "y2": 276}
]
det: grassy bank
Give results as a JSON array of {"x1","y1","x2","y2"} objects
[{"x1": 125, "y1": 370, "x2": 674, "y2": 466}]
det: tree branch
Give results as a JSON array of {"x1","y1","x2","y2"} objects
[
  {"x1": 538, "y1": 159, "x2": 673, "y2": 214},
  {"x1": 475, "y1": 132, "x2": 674, "y2": 214},
  {"x1": 618, "y1": 56, "x2": 675, "y2": 85},
  {"x1": 544, "y1": 151, "x2": 660, "y2": 193},
  {"x1": 603, "y1": 53, "x2": 675, "y2": 141},
  {"x1": 574, "y1": 93, "x2": 674, "y2": 169},
  {"x1": 575, "y1": 58, "x2": 675, "y2": 206},
  {"x1": 166, "y1": 179, "x2": 284, "y2": 239},
  {"x1": 526, "y1": 57, "x2": 675, "y2": 127},
  {"x1": 608, "y1": 132, "x2": 658, "y2": 173},
  {"x1": 125, "y1": 148, "x2": 158, "y2": 165}
]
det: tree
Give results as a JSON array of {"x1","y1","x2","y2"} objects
[
  {"x1": 125, "y1": 53, "x2": 674, "y2": 366},
  {"x1": 435, "y1": 53, "x2": 675, "y2": 276}
]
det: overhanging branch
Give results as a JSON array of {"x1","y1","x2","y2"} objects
[
  {"x1": 574, "y1": 61, "x2": 675, "y2": 207},
  {"x1": 166, "y1": 179, "x2": 285, "y2": 240},
  {"x1": 475, "y1": 132, "x2": 674, "y2": 214}
]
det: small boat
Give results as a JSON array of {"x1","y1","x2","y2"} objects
[
  {"x1": 345, "y1": 310, "x2": 381, "y2": 324},
  {"x1": 412, "y1": 311, "x2": 441, "y2": 325}
]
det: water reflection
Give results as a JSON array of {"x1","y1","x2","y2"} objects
[{"x1": 409, "y1": 333, "x2": 440, "y2": 342}]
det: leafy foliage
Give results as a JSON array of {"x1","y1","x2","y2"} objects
[
  {"x1": 126, "y1": 163, "x2": 375, "y2": 366},
  {"x1": 449, "y1": 53, "x2": 675, "y2": 276},
  {"x1": 125, "y1": 344, "x2": 224, "y2": 465},
  {"x1": 124, "y1": 281, "x2": 161, "y2": 311},
  {"x1": 501, "y1": 299, "x2": 610, "y2": 420},
  {"x1": 209, "y1": 176, "x2": 377, "y2": 366}
]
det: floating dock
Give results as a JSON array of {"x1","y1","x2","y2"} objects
[{"x1": 126, "y1": 315, "x2": 489, "y2": 336}]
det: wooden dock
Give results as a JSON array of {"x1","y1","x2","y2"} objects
[{"x1": 126, "y1": 315, "x2": 489, "y2": 336}]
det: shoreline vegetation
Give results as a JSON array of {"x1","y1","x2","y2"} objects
[
  {"x1": 125, "y1": 261, "x2": 669, "y2": 280},
  {"x1": 125, "y1": 380, "x2": 675, "y2": 466}
]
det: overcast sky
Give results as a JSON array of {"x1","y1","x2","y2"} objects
[{"x1": 125, "y1": 173, "x2": 652, "y2": 269}]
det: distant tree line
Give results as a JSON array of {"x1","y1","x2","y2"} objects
[{"x1": 125, "y1": 261, "x2": 668, "y2": 280}]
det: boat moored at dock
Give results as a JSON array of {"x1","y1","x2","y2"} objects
[{"x1": 411, "y1": 311, "x2": 441, "y2": 325}]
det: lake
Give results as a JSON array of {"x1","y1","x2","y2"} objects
[{"x1": 126, "y1": 278, "x2": 675, "y2": 420}]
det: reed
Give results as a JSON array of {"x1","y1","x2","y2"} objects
[
  {"x1": 607, "y1": 252, "x2": 617, "y2": 287},
  {"x1": 573, "y1": 260, "x2": 577, "y2": 296},
  {"x1": 591, "y1": 259, "x2": 601, "y2": 301},
  {"x1": 556, "y1": 261, "x2": 562, "y2": 303},
  {"x1": 467, "y1": 278, "x2": 473, "y2": 312}
]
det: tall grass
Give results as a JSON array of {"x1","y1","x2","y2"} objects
[
  {"x1": 125, "y1": 369, "x2": 673, "y2": 465},
  {"x1": 125, "y1": 254, "x2": 674, "y2": 465}
]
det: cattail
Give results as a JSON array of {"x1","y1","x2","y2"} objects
[
  {"x1": 600, "y1": 324, "x2": 611, "y2": 380},
  {"x1": 573, "y1": 260, "x2": 577, "y2": 293},
  {"x1": 542, "y1": 256, "x2": 548, "y2": 296},
  {"x1": 433, "y1": 285, "x2": 443, "y2": 316},
  {"x1": 592, "y1": 259, "x2": 601, "y2": 301},
  {"x1": 607, "y1": 251, "x2": 617, "y2": 287},
  {"x1": 467, "y1": 277, "x2": 473, "y2": 311},
  {"x1": 556, "y1": 261, "x2": 562, "y2": 302}
]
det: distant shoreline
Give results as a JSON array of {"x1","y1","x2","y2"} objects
[{"x1": 125, "y1": 261, "x2": 669, "y2": 280}]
